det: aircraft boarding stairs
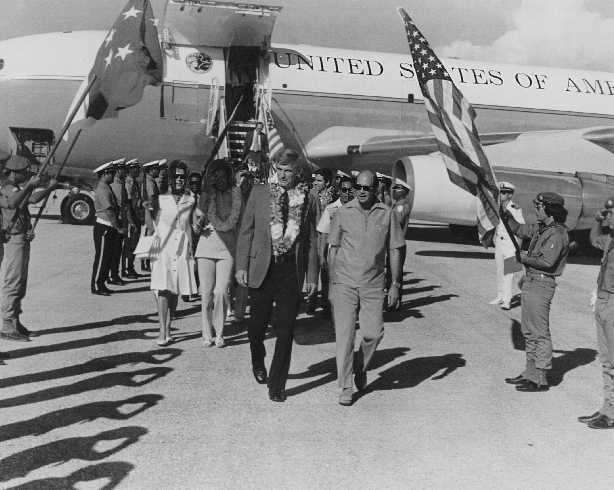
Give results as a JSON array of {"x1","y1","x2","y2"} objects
[{"x1": 226, "y1": 120, "x2": 257, "y2": 161}]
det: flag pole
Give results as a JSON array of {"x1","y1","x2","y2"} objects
[
  {"x1": 203, "y1": 94, "x2": 244, "y2": 172},
  {"x1": 30, "y1": 129, "x2": 83, "y2": 232},
  {"x1": 37, "y1": 74, "x2": 97, "y2": 178}
]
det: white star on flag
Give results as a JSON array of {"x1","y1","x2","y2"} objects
[
  {"x1": 122, "y1": 6, "x2": 142, "y2": 19},
  {"x1": 115, "y1": 44, "x2": 133, "y2": 61},
  {"x1": 150, "y1": 17, "x2": 159, "y2": 27},
  {"x1": 104, "y1": 50, "x2": 114, "y2": 67},
  {"x1": 104, "y1": 29, "x2": 115, "y2": 46}
]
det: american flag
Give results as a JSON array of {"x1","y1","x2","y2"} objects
[
  {"x1": 398, "y1": 8, "x2": 499, "y2": 240},
  {"x1": 263, "y1": 101, "x2": 285, "y2": 160}
]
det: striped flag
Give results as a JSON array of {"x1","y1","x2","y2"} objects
[
  {"x1": 398, "y1": 8, "x2": 499, "y2": 240},
  {"x1": 263, "y1": 100, "x2": 285, "y2": 160}
]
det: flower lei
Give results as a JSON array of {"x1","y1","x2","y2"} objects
[
  {"x1": 270, "y1": 184, "x2": 305, "y2": 256},
  {"x1": 318, "y1": 186, "x2": 336, "y2": 207},
  {"x1": 207, "y1": 186, "x2": 242, "y2": 232}
]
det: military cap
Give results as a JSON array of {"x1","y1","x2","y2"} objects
[
  {"x1": 158, "y1": 158, "x2": 168, "y2": 167},
  {"x1": 534, "y1": 191, "x2": 564, "y2": 206},
  {"x1": 126, "y1": 158, "x2": 140, "y2": 167},
  {"x1": 4, "y1": 154, "x2": 31, "y2": 171},
  {"x1": 142, "y1": 160, "x2": 159, "y2": 168},
  {"x1": 93, "y1": 160, "x2": 117, "y2": 174},
  {"x1": 499, "y1": 181, "x2": 515, "y2": 192},
  {"x1": 604, "y1": 197, "x2": 614, "y2": 209},
  {"x1": 392, "y1": 179, "x2": 411, "y2": 191},
  {"x1": 111, "y1": 158, "x2": 126, "y2": 168}
]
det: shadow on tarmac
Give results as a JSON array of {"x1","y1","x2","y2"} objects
[
  {"x1": 0, "y1": 394, "x2": 163, "y2": 443},
  {"x1": 286, "y1": 347, "x2": 410, "y2": 397},
  {"x1": 8, "y1": 461, "x2": 134, "y2": 490},
  {"x1": 357, "y1": 353, "x2": 466, "y2": 399},
  {"x1": 0, "y1": 349, "x2": 182, "y2": 389},
  {"x1": 550, "y1": 348, "x2": 597, "y2": 386},
  {"x1": 0, "y1": 426, "x2": 146, "y2": 483},
  {"x1": 0, "y1": 367, "x2": 172, "y2": 409},
  {"x1": 36, "y1": 314, "x2": 158, "y2": 337},
  {"x1": 415, "y1": 250, "x2": 493, "y2": 260}
]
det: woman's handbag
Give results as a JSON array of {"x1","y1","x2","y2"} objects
[{"x1": 133, "y1": 234, "x2": 158, "y2": 259}]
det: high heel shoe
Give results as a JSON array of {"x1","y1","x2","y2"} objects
[
  {"x1": 215, "y1": 336, "x2": 226, "y2": 348},
  {"x1": 203, "y1": 336, "x2": 214, "y2": 347}
]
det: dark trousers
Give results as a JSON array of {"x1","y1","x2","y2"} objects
[
  {"x1": 91, "y1": 223, "x2": 116, "y2": 289},
  {"x1": 122, "y1": 224, "x2": 140, "y2": 273},
  {"x1": 109, "y1": 232, "x2": 124, "y2": 279},
  {"x1": 248, "y1": 259, "x2": 300, "y2": 394}
]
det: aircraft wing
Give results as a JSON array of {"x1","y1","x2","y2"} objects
[{"x1": 305, "y1": 126, "x2": 522, "y2": 171}]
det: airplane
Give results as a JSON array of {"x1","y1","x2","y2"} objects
[{"x1": 1, "y1": 0, "x2": 614, "y2": 244}]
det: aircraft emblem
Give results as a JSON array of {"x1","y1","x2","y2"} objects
[{"x1": 186, "y1": 52, "x2": 213, "y2": 73}]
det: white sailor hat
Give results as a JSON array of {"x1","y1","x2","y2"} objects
[
  {"x1": 499, "y1": 181, "x2": 515, "y2": 192},
  {"x1": 93, "y1": 160, "x2": 117, "y2": 174},
  {"x1": 126, "y1": 158, "x2": 139, "y2": 166},
  {"x1": 158, "y1": 158, "x2": 168, "y2": 167},
  {"x1": 111, "y1": 158, "x2": 126, "y2": 168},
  {"x1": 392, "y1": 178, "x2": 411, "y2": 191},
  {"x1": 142, "y1": 160, "x2": 159, "y2": 168},
  {"x1": 336, "y1": 170, "x2": 351, "y2": 179}
]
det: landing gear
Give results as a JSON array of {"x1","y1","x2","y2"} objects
[{"x1": 61, "y1": 193, "x2": 95, "y2": 225}]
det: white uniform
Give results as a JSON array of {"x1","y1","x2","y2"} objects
[{"x1": 494, "y1": 200, "x2": 524, "y2": 306}]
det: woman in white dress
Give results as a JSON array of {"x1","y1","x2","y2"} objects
[
  {"x1": 194, "y1": 159, "x2": 243, "y2": 347},
  {"x1": 150, "y1": 160, "x2": 198, "y2": 346}
]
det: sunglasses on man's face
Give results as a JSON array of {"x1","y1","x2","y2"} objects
[
  {"x1": 340, "y1": 187, "x2": 353, "y2": 194},
  {"x1": 354, "y1": 185, "x2": 372, "y2": 192},
  {"x1": 500, "y1": 190, "x2": 513, "y2": 195}
]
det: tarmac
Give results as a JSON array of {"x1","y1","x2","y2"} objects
[{"x1": 0, "y1": 220, "x2": 612, "y2": 489}]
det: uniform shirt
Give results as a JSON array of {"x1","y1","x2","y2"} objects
[
  {"x1": 590, "y1": 232, "x2": 614, "y2": 294},
  {"x1": 328, "y1": 198, "x2": 405, "y2": 288},
  {"x1": 317, "y1": 198, "x2": 342, "y2": 235},
  {"x1": 94, "y1": 180, "x2": 120, "y2": 228},
  {"x1": 0, "y1": 183, "x2": 30, "y2": 234},
  {"x1": 509, "y1": 218, "x2": 569, "y2": 277},
  {"x1": 125, "y1": 175, "x2": 143, "y2": 226},
  {"x1": 494, "y1": 201, "x2": 524, "y2": 255},
  {"x1": 392, "y1": 197, "x2": 412, "y2": 233},
  {"x1": 110, "y1": 175, "x2": 128, "y2": 225}
]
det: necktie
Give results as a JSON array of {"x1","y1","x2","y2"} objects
[{"x1": 280, "y1": 191, "x2": 289, "y2": 235}]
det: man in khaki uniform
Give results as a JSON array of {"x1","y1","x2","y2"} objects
[
  {"x1": 579, "y1": 197, "x2": 614, "y2": 429},
  {"x1": 504, "y1": 192, "x2": 569, "y2": 392},
  {"x1": 123, "y1": 159, "x2": 142, "y2": 279},
  {"x1": 0, "y1": 155, "x2": 57, "y2": 341},
  {"x1": 109, "y1": 158, "x2": 127, "y2": 285},
  {"x1": 328, "y1": 170, "x2": 404, "y2": 405}
]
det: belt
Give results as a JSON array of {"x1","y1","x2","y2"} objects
[
  {"x1": 272, "y1": 252, "x2": 294, "y2": 264},
  {"x1": 526, "y1": 272, "x2": 555, "y2": 280}
]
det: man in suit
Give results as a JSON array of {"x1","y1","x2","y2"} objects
[
  {"x1": 243, "y1": 121, "x2": 269, "y2": 166},
  {"x1": 235, "y1": 151, "x2": 318, "y2": 402}
]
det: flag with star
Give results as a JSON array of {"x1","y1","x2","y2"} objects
[
  {"x1": 397, "y1": 8, "x2": 499, "y2": 241},
  {"x1": 65, "y1": 0, "x2": 163, "y2": 132}
]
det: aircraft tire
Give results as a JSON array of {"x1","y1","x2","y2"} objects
[{"x1": 63, "y1": 193, "x2": 95, "y2": 225}]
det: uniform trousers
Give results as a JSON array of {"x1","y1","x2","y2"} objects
[
  {"x1": 0, "y1": 233, "x2": 30, "y2": 324},
  {"x1": 594, "y1": 294, "x2": 614, "y2": 418},
  {"x1": 495, "y1": 244, "x2": 514, "y2": 304},
  {"x1": 122, "y1": 224, "x2": 140, "y2": 273},
  {"x1": 91, "y1": 223, "x2": 117, "y2": 289},
  {"x1": 248, "y1": 259, "x2": 299, "y2": 394},
  {"x1": 520, "y1": 275, "x2": 556, "y2": 385},
  {"x1": 109, "y1": 231, "x2": 124, "y2": 279},
  {"x1": 331, "y1": 283, "x2": 385, "y2": 391}
]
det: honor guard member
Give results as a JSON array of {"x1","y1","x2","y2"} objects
[
  {"x1": 122, "y1": 158, "x2": 142, "y2": 278},
  {"x1": 580, "y1": 197, "x2": 614, "y2": 429},
  {"x1": 490, "y1": 181, "x2": 524, "y2": 310},
  {"x1": 141, "y1": 159, "x2": 160, "y2": 272},
  {"x1": 91, "y1": 161, "x2": 122, "y2": 295},
  {"x1": 504, "y1": 192, "x2": 569, "y2": 392},
  {"x1": 109, "y1": 158, "x2": 128, "y2": 285},
  {"x1": 0, "y1": 155, "x2": 57, "y2": 341},
  {"x1": 156, "y1": 158, "x2": 169, "y2": 194}
]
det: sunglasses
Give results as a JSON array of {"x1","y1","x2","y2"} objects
[
  {"x1": 533, "y1": 201, "x2": 544, "y2": 208},
  {"x1": 354, "y1": 185, "x2": 372, "y2": 191},
  {"x1": 340, "y1": 187, "x2": 353, "y2": 194},
  {"x1": 174, "y1": 174, "x2": 186, "y2": 180},
  {"x1": 500, "y1": 190, "x2": 513, "y2": 195}
]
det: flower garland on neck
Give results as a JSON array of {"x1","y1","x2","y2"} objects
[
  {"x1": 207, "y1": 186, "x2": 242, "y2": 232},
  {"x1": 269, "y1": 183, "x2": 305, "y2": 256}
]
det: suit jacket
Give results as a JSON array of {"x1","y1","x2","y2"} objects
[
  {"x1": 236, "y1": 183, "x2": 318, "y2": 289},
  {"x1": 243, "y1": 129, "x2": 269, "y2": 156}
]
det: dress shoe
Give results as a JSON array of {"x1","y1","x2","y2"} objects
[
  {"x1": 252, "y1": 366, "x2": 268, "y2": 384},
  {"x1": 338, "y1": 389, "x2": 353, "y2": 406},
  {"x1": 123, "y1": 270, "x2": 139, "y2": 279},
  {"x1": 489, "y1": 297, "x2": 503, "y2": 305},
  {"x1": 504, "y1": 375, "x2": 526, "y2": 385},
  {"x1": 515, "y1": 380, "x2": 549, "y2": 392},
  {"x1": 354, "y1": 370, "x2": 367, "y2": 391},
  {"x1": 94, "y1": 284, "x2": 113, "y2": 295},
  {"x1": 500, "y1": 303, "x2": 511, "y2": 310},
  {"x1": 578, "y1": 411, "x2": 602, "y2": 424},
  {"x1": 16, "y1": 322, "x2": 35, "y2": 337},
  {"x1": 587, "y1": 414, "x2": 614, "y2": 429},
  {"x1": 108, "y1": 277, "x2": 124, "y2": 286},
  {"x1": 0, "y1": 330, "x2": 30, "y2": 342},
  {"x1": 269, "y1": 390, "x2": 286, "y2": 402}
]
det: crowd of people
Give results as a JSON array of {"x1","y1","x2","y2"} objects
[{"x1": 0, "y1": 147, "x2": 613, "y2": 428}]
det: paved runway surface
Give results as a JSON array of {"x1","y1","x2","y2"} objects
[{"x1": 1, "y1": 221, "x2": 612, "y2": 489}]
